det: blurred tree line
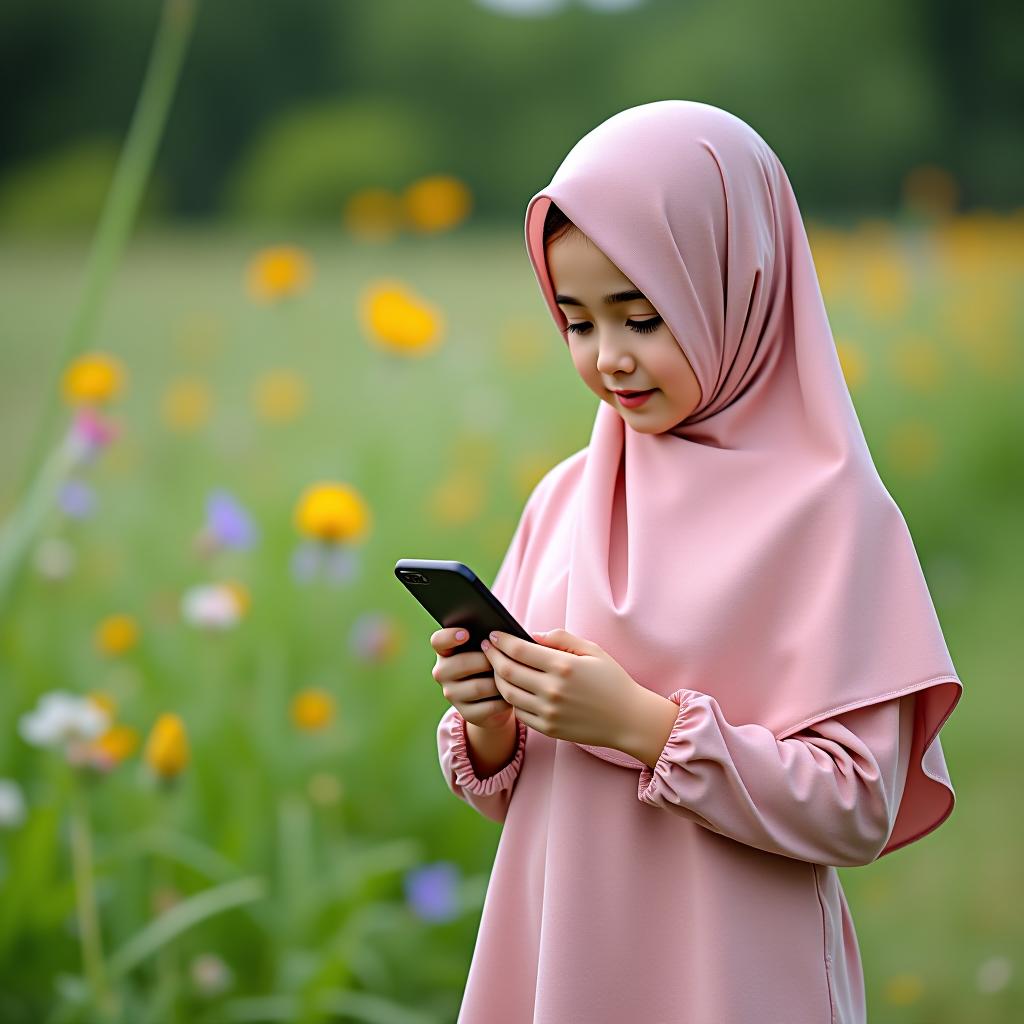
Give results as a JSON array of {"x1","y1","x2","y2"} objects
[{"x1": 0, "y1": 0, "x2": 1020, "y2": 230}]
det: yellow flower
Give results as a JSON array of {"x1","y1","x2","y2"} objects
[
  {"x1": 888, "y1": 335, "x2": 946, "y2": 394},
  {"x1": 290, "y1": 688, "x2": 335, "y2": 731},
  {"x1": 429, "y1": 470, "x2": 485, "y2": 527},
  {"x1": 87, "y1": 690, "x2": 118, "y2": 718},
  {"x1": 245, "y1": 245, "x2": 313, "y2": 303},
  {"x1": 62, "y1": 352, "x2": 126, "y2": 406},
  {"x1": 360, "y1": 280, "x2": 443, "y2": 355},
  {"x1": 95, "y1": 614, "x2": 139, "y2": 656},
  {"x1": 403, "y1": 175, "x2": 473, "y2": 233},
  {"x1": 251, "y1": 369, "x2": 307, "y2": 422},
  {"x1": 222, "y1": 580, "x2": 251, "y2": 616},
  {"x1": 886, "y1": 419, "x2": 941, "y2": 477},
  {"x1": 883, "y1": 972, "x2": 924, "y2": 1006},
  {"x1": 293, "y1": 482, "x2": 371, "y2": 543},
  {"x1": 144, "y1": 713, "x2": 190, "y2": 779},
  {"x1": 161, "y1": 376, "x2": 212, "y2": 432},
  {"x1": 343, "y1": 187, "x2": 404, "y2": 241},
  {"x1": 834, "y1": 339, "x2": 867, "y2": 392},
  {"x1": 91, "y1": 724, "x2": 140, "y2": 765}
]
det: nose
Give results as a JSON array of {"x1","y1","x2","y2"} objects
[{"x1": 594, "y1": 329, "x2": 637, "y2": 376}]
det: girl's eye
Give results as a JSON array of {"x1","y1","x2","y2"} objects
[{"x1": 565, "y1": 315, "x2": 663, "y2": 336}]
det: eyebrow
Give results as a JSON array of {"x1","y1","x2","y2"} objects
[{"x1": 554, "y1": 289, "x2": 649, "y2": 307}]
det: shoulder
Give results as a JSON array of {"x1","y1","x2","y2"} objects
[{"x1": 524, "y1": 446, "x2": 588, "y2": 518}]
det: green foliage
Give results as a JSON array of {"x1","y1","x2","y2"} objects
[
  {"x1": 0, "y1": 139, "x2": 167, "y2": 234},
  {"x1": 223, "y1": 97, "x2": 447, "y2": 224}
]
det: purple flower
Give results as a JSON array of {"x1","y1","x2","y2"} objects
[
  {"x1": 204, "y1": 490, "x2": 256, "y2": 550},
  {"x1": 59, "y1": 478, "x2": 96, "y2": 519},
  {"x1": 403, "y1": 861, "x2": 461, "y2": 924}
]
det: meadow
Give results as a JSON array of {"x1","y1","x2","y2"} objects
[{"x1": 0, "y1": 214, "x2": 1020, "y2": 1022}]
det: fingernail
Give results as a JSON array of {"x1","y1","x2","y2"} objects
[
  {"x1": 456, "y1": 630, "x2": 468, "y2": 641},
  {"x1": 481, "y1": 639, "x2": 490, "y2": 650}
]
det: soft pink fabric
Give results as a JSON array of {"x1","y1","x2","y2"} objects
[
  {"x1": 439, "y1": 693, "x2": 913, "y2": 1023},
  {"x1": 519, "y1": 100, "x2": 961, "y2": 855},
  {"x1": 438, "y1": 463, "x2": 918, "y2": 1022}
]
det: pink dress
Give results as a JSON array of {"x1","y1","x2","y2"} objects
[{"x1": 438, "y1": 683, "x2": 916, "y2": 1023}]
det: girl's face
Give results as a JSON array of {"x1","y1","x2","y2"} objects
[{"x1": 546, "y1": 231, "x2": 702, "y2": 432}]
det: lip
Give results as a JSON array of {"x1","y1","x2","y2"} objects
[{"x1": 613, "y1": 388, "x2": 656, "y2": 408}]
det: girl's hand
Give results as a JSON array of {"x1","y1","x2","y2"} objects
[
  {"x1": 481, "y1": 628, "x2": 640, "y2": 748},
  {"x1": 430, "y1": 627, "x2": 515, "y2": 731}
]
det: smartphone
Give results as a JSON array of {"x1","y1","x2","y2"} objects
[{"x1": 394, "y1": 558, "x2": 535, "y2": 704}]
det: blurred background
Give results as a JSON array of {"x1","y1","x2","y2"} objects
[{"x1": 0, "y1": 0, "x2": 1021, "y2": 1021}]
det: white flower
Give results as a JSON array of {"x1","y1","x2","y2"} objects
[
  {"x1": 0, "y1": 779, "x2": 26, "y2": 827},
  {"x1": 181, "y1": 583, "x2": 242, "y2": 630},
  {"x1": 19, "y1": 691, "x2": 109, "y2": 749}
]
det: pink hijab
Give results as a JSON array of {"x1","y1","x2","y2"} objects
[{"x1": 519, "y1": 100, "x2": 963, "y2": 855}]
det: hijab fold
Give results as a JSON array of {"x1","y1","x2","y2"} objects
[{"x1": 515, "y1": 100, "x2": 962, "y2": 856}]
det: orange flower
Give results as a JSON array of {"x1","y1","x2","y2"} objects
[
  {"x1": 290, "y1": 688, "x2": 335, "y2": 731},
  {"x1": 293, "y1": 482, "x2": 371, "y2": 543},
  {"x1": 251, "y1": 369, "x2": 307, "y2": 422},
  {"x1": 246, "y1": 245, "x2": 313, "y2": 303},
  {"x1": 62, "y1": 352, "x2": 126, "y2": 406},
  {"x1": 344, "y1": 187, "x2": 404, "y2": 241},
  {"x1": 359, "y1": 280, "x2": 443, "y2": 355},
  {"x1": 403, "y1": 175, "x2": 472, "y2": 233},
  {"x1": 144, "y1": 713, "x2": 190, "y2": 779},
  {"x1": 95, "y1": 614, "x2": 139, "y2": 656}
]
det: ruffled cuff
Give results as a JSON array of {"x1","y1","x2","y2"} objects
[
  {"x1": 637, "y1": 688, "x2": 702, "y2": 803},
  {"x1": 450, "y1": 711, "x2": 528, "y2": 795}
]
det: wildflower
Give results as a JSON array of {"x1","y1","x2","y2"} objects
[
  {"x1": 181, "y1": 582, "x2": 247, "y2": 629},
  {"x1": 245, "y1": 245, "x2": 313, "y2": 303},
  {"x1": 61, "y1": 352, "x2": 126, "y2": 406},
  {"x1": 403, "y1": 175, "x2": 472, "y2": 233},
  {"x1": 0, "y1": 779, "x2": 27, "y2": 828},
  {"x1": 359, "y1": 281, "x2": 443, "y2": 355},
  {"x1": 883, "y1": 973, "x2": 924, "y2": 1006},
  {"x1": 976, "y1": 955, "x2": 1013, "y2": 994},
  {"x1": 197, "y1": 490, "x2": 257, "y2": 554},
  {"x1": 190, "y1": 953, "x2": 234, "y2": 997},
  {"x1": 343, "y1": 187, "x2": 403, "y2": 241},
  {"x1": 34, "y1": 537, "x2": 76, "y2": 581},
  {"x1": 307, "y1": 772, "x2": 344, "y2": 806},
  {"x1": 349, "y1": 612, "x2": 403, "y2": 663},
  {"x1": 161, "y1": 376, "x2": 212, "y2": 432},
  {"x1": 19, "y1": 691, "x2": 110, "y2": 750},
  {"x1": 59, "y1": 478, "x2": 96, "y2": 519},
  {"x1": 403, "y1": 861, "x2": 461, "y2": 923},
  {"x1": 251, "y1": 369, "x2": 307, "y2": 423},
  {"x1": 293, "y1": 482, "x2": 370, "y2": 544},
  {"x1": 290, "y1": 688, "x2": 335, "y2": 731},
  {"x1": 94, "y1": 614, "x2": 139, "y2": 656},
  {"x1": 64, "y1": 406, "x2": 120, "y2": 464},
  {"x1": 144, "y1": 713, "x2": 189, "y2": 780}
]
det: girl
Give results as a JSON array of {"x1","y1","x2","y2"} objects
[{"x1": 433, "y1": 100, "x2": 963, "y2": 1024}]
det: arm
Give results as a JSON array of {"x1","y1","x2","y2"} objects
[
  {"x1": 630, "y1": 689, "x2": 916, "y2": 867},
  {"x1": 437, "y1": 705, "x2": 529, "y2": 824}
]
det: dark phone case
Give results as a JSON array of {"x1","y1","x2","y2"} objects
[{"x1": 394, "y1": 558, "x2": 535, "y2": 704}]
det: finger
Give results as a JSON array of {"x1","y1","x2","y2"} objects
[
  {"x1": 435, "y1": 627, "x2": 471, "y2": 655},
  {"x1": 494, "y1": 671, "x2": 544, "y2": 719},
  {"x1": 487, "y1": 630, "x2": 557, "y2": 671},
  {"x1": 483, "y1": 642, "x2": 542, "y2": 696}
]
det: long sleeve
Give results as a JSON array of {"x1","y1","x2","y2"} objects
[
  {"x1": 437, "y1": 706, "x2": 529, "y2": 824},
  {"x1": 637, "y1": 689, "x2": 916, "y2": 867}
]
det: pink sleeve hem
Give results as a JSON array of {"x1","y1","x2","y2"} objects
[
  {"x1": 637, "y1": 689, "x2": 700, "y2": 803},
  {"x1": 450, "y1": 712, "x2": 528, "y2": 795}
]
